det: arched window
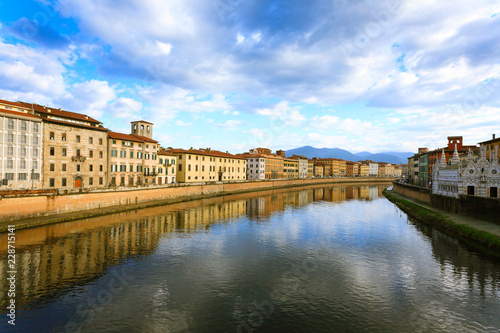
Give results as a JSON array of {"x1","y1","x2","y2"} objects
[
  {"x1": 141, "y1": 125, "x2": 144, "y2": 130},
  {"x1": 147, "y1": 126, "x2": 150, "y2": 131}
]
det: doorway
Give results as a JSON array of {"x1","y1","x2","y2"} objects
[{"x1": 74, "y1": 176, "x2": 82, "y2": 188}]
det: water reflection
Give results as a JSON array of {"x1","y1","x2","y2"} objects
[{"x1": 0, "y1": 183, "x2": 499, "y2": 333}]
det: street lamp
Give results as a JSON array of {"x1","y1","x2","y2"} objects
[{"x1": 31, "y1": 168, "x2": 34, "y2": 189}]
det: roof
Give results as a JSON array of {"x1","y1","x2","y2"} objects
[
  {"x1": 131, "y1": 120, "x2": 153, "y2": 125},
  {"x1": 478, "y1": 137, "x2": 500, "y2": 145},
  {"x1": 0, "y1": 108, "x2": 41, "y2": 120},
  {"x1": 158, "y1": 150, "x2": 177, "y2": 156},
  {"x1": 131, "y1": 134, "x2": 158, "y2": 143},
  {"x1": 0, "y1": 99, "x2": 31, "y2": 109},
  {"x1": 108, "y1": 131, "x2": 144, "y2": 142},
  {"x1": 166, "y1": 148, "x2": 246, "y2": 160},
  {"x1": 291, "y1": 154, "x2": 308, "y2": 159},
  {"x1": 43, "y1": 117, "x2": 108, "y2": 132},
  {"x1": 18, "y1": 102, "x2": 102, "y2": 124}
]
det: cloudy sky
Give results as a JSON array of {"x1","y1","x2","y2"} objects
[{"x1": 1, "y1": 0, "x2": 499, "y2": 154}]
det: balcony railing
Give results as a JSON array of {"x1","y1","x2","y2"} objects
[{"x1": 71, "y1": 155, "x2": 86, "y2": 162}]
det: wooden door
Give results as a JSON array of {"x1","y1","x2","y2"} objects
[{"x1": 75, "y1": 179, "x2": 82, "y2": 188}]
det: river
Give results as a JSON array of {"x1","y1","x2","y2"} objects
[{"x1": 1, "y1": 184, "x2": 500, "y2": 332}]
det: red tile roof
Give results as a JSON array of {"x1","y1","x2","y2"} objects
[
  {"x1": 43, "y1": 117, "x2": 108, "y2": 132},
  {"x1": 167, "y1": 148, "x2": 246, "y2": 160},
  {"x1": 0, "y1": 99, "x2": 31, "y2": 109},
  {"x1": 108, "y1": 132, "x2": 144, "y2": 142},
  {"x1": 18, "y1": 102, "x2": 102, "y2": 124},
  {"x1": 158, "y1": 150, "x2": 177, "y2": 156},
  {"x1": 131, "y1": 134, "x2": 158, "y2": 143},
  {"x1": 0, "y1": 108, "x2": 41, "y2": 120}
]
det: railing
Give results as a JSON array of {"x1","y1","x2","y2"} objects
[{"x1": 71, "y1": 155, "x2": 86, "y2": 162}]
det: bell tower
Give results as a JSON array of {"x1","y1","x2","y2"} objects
[{"x1": 131, "y1": 120, "x2": 153, "y2": 139}]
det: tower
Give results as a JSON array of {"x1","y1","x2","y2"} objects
[{"x1": 131, "y1": 120, "x2": 153, "y2": 139}]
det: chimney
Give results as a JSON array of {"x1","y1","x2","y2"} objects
[{"x1": 494, "y1": 134, "x2": 496, "y2": 140}]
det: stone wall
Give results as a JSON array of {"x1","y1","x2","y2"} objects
[
  {"x1": 431, "y1": 193, "x2": 500, "y2": 222},
  {"x1": 0, "y1": 178, "x2": 394, "y2": 222},
  {"x1": 392, "y1": 181, "x2": 431, "y2": 203}
]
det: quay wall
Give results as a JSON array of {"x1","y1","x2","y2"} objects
[
  {"x1": 392, "y1": 181, "x2": 431, "y2": 203},
  {"x1": 0, "y1": 178, "x2": 394, "y2": 223}
]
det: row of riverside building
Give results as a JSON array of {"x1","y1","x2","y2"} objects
[
  {"x1": 405, "y1": 135, "x2": 500, "y2": 198},
  {"x1": 0, "y1": 99, "x2": 401, "y2": 191}
]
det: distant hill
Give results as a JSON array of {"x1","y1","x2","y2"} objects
[{"x1": 286, "y1": 146, "x2": 413, "y2": 164}]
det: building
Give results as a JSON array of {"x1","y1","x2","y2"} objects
[
  {"x1": 307, "y1": 159, "x2": 314, "y2": 178},
  {"x1": 166, "y1": 148, "x2": 246, "y2": 183},
  {"x1": 427, "y1": 136, "x2": 479, "y2": 186},
  {"x1": 22, "y1": 102, "x2": 108, "y2": 189},
  {"x1": 379, "y1": 163, "x2": 395, "y2": 177},
  {"x1": 394, "y1": 165, "x2": 403, "y2": 177},
  {"x1": 346, "y1": 161, "x2": 358, "y2": 177},
  {"x1": 313, "y1": 163, "x2": 324, "y2": 177},
  {"x1": 158, "y1": 150, "x2": 177, "y2": 184},
  {"x1": 107, "y1": 132, "x2": 146, "y2": 187},
  {"x1": 358, "y1": 163, "x2": 369, "y2": 177},
  {"x1": 283, "y1": 157, "x2": 299, "y2": 179},
  {"x1": 238, "y1": 152, "x2": 265, "y2": 180},
  {"x1": 130, "y1": 121, "x2": 159, "y2": 185},
  {"x1": 401, "y1": 164, "x2": 409, "y2": 179},
  {"x1": 478, "y1": 134, "x2": 500, "y2": 162},
  {"x1": 407, "y1": 148, "x2": 427, "y2": 186},
  {"x1": 291, "y1": 155, "x2": 308, "y2": 179},
  {"x1": 0, "y1": 100, "x2": 43, "y2": 189},
  {"x1": 432, "y1": 145, "x2": 500, "y2": 198},
  {"x1": 366, "y1": 161, "x2": 378, "y2": 177}
]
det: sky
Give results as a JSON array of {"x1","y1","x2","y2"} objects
[{"x1": 0, "y1": 0, "x2": 499, "y2": 154}]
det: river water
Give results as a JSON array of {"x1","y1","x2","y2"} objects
[{"x1": 1, "y1": 184, "x2": 500, "y2": 332}]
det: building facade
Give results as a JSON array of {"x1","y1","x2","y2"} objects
[
  {"x1": 107, "y1": 132, "x2": 145, "y2": 187},
  {"x1": 0, "y1": 100, "x2": 43, "y2": 189},
  {"x1": 242, "y1": 153, "x2": 266, "y2": 180},
  {"x1": 158, "y1": 150, "x2": 177, "y2": 184},
  {"x1": 291, "y1": 155, "x2": 308, "y2": 179}
]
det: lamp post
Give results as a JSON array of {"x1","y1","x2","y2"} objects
[{"x1": 31, "y1": 168, "x2": 34, "y2": 189}]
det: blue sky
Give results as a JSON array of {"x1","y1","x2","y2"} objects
[{"x1": 0, "y1": 0, "x2": 499, "y2": 154}]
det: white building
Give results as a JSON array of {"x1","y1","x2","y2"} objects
[
  {"x1": 292, "y1": 155, "x2": 308, "y2": 179},
  {"x1": 369, "y1": 162, "x2": 379, "y2": 177},
  {"x1": 432, "y1": 145, "x2": 500, "y2": 198},
  {"x1": 245, "y1": 153, "x2": 266, "y2": 180},
  {"x1": 0, "y1": 100, "x2": 43, "y2": 190}
]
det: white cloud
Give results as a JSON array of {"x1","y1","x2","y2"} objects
[
  {"x1": 255, "y1": 101, "x2": 305, "y2": 127},
  {"x1": 109, "y1": 97, "x2": 143, "y2": 118},
  {"x1": 214, "y1": 120, "x2": 242, "y2": 130},
  {"x1": 176, "y1": 120, "x2": 192, "y2": 127},
  {"x1": 156, "y1": 41, "x2": 172, "y2": 55}
]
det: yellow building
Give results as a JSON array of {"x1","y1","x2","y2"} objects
[
  {"x1": 313, "y1": 163, "x2": 324, "y2": 177},
  {"x1": 157, "y1": 150, "x2": 177, "y2": 184},
  {"x1": 358, "y1": 163, "x2": 369, "y2": 177},
  {"x1": 108, "y1": 132, "x2": 146, "y2": 186},
  {"x1": 337, "y1": 159, "x2": 347, "y2": 177},
  {"x1": 283, "y1": 158, "x2": 299, "y2": 179},
  {"x1": 479, "y1": 135, "x2": 500, "y2": 162},
  {"x1": 166, "y1": 148, "x2": 246, "y2": 183},
  {"x1": 307, "y1": 159, "x2": 314, "y2": 178}
]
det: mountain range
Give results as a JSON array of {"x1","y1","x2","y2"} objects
[{"x1": 286, "y1": 146, "x2": 413, "y2": 165}]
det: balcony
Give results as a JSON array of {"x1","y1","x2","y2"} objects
[{"x1": 71, "y1": 155, "x2": 86, "y2": 162}]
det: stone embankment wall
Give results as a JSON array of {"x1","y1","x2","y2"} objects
[
  {"x1": 393, "y1": 181, "x2": 500, "y2": 223},
  {"x1": 0, "y1": 178, "x2": 394, "y2": 222},
  {"x1": 392, "y1": 181, "x2": 431, "y2": 203}
]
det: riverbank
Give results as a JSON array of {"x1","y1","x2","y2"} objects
[
  {"x1": 383, "y1": 188, "x2": 500, "y2": 252},
  {"x1": 0, "y1": 178, "x2": 393, "y2": 232}
]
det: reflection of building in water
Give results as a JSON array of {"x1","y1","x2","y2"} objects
[
  {"x1": 246, "y1": 190, "x2": 313, "y2": 219},
  {"x1": 346, "y1": 186, "x2": 359, "y2": 200},
  {"x1": 0, "y1": 199, "x2": 247, "y2": 311},
  {"x1": 247, "y1": 197, "x2": 266, "y2": 218},
  {"x1": 430, "y1": 229, "x2": 500, "y2": 295},
  {"x1": 358, "y1": 186, "x2": 370, "y2": 199},
  {"x1": 369, "y1": 186, "x2": 379, "y2": 200}
]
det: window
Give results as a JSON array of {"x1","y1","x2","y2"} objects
[
  {"x1": 145, "y1": 153, "x2": 150, "y2": 160},
  {"x1": 76, "y1": 164, "x2": 81, "y2": 172},
  {"x1": 89, "y1": 165, "x2": 93, "y2": 172},
  {"x1": 62, "y1": 148, "x2": 67, "y2": 157},
  {"x1": 100, "y1": 165, "x2": 103, "y2": 172},
  {"x1": 20, "y1": 147, "x2": 26, "y2": 156},
  {"x1": 76, "y1": 149, "x2": 81, "y2": 156},
  {"x1": 8, "y1": 119, "x2": 14, "y2": 129},
  {"x1": 50, "y1": 163, "x2": 55, "y2": 171},
  {"x1": 137, "y1": 165, "x2": 143, "y2": 172},
  {"x1": 130, "y1": 151, "x2": 134, "y2": 158},
  {"x1": 8, "y1": 133, "x2": 14, "y2": 143},
  {"x1": 33, "y1": 161, "x2": 38, "y2": 170},
  {"x1": 33, "y1": 136, "x2": 38, "y2": 145},
  {"x1": 62, "y1": 133, "x2": 66, "y2": 141},
  {"x1": 202, "y1": 165, "x2": 205, "y2": 172},
  {"x1": 188, "y1": 164, "x2": 191, "y2": 171},
  {"x1": 62, "y1": 178, "x2": 67, "y2": 187},
  {"x1": 120, "y1": 165, "x2": 126, "y2": 172},
  {"x1": 179, "y1": 155, "x2": 182, "y2": 160},
  {"x1": 7, "y1": 147, "x2": 13, "y2": 156},
  {"x1": 50, "y1": 132, "x2": 55, "y2": 140},
  {"x1": 49, "y1": 178, "x2": 55, "y2": 187},
  {"x1": 137, "y1": 152, "x2": 143, "y2": 159},
  {"x1": 152, "y1": 154, "x2": 157, "y2": 160},
  {"x1": 89, "y1": 177, "x2": 93, "y2": 185},
  {"x1": 99, "y1": 151, "x2": 103, "y2": 158},
  {"x1": 491, "y1": 187, "x2": 498, "y2": 198},
  {"x1": 33, "y1": 123, "x2": 39, "y2": 133},
  {"x1": 195, "y1": 165, "x2": 198, "y2": 172},
  {"x1": 18, "y1": 173, "x2": 27, "y2": 181},
  {"x1": 179, "y1": 164, "x2": 182, "y2": 171},
  {"x1": 7, "y1": 160, "x2": 13, "y2": 169},
  {"x1": 99, "y1": 177, "x2": 103, "y2": 185},
  {"x1": 76, "y1": 135, "x2": 81, "y2": 142},
  {"x1": 196, "y1": 156, "x2": 198, "y2": 161},
  {"x1": 20, "y1": 135, "x2": 26, "y2": 144},
  {"x1": 112, "y1": 150, "x2": 118, "y2": 157},
  {"x1": 99, "y1": 138, "x2": 103, "y2": 145},
  {"x1": 113, "y1": 140, "x2": 117, "y2": 144},
  {"x1": 89, "y1": 137, "x2": 93, "y2": 144},
  {"x1": 130, "y1": 165, "x2": 134, "y2": 172},
  {"x1": 62, "y1": 164, "x2": 67, "y2": 171},
  {"x1": 111, "y1": 165, "x2": 117, "y2": 172},
  {"x1": 31, "y1": 173, "x2": 39, "y2": 180},
  {"x1": 50, "y1": 147, "x2": 55, "y2": 156},
  {"x1": 120, "y1": 151, "x2": 126, "y2": 158},
  {"x1": 188, "y1": 155, "x2": 191, "y2": 160},
  {"x1": 20, "y1": 160, "x2": 26, "y2": 169},
  {"x1": 89, "y1": 150, "x2": 94, "y2": 158}
]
